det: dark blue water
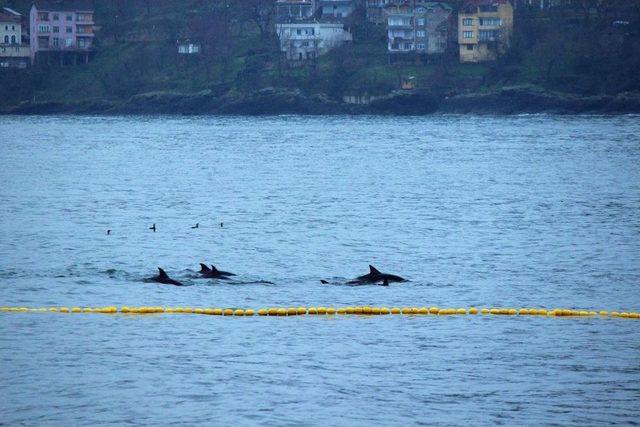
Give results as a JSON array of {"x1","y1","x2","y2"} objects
[{"x1": 1, "y1": 115, "x2": 639, "y2": 425}]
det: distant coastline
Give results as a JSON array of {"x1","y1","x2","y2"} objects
[{"x1": 2, "y1": 87, "x2": 639, "y2": 116}]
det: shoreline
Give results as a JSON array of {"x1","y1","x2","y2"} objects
[{"x1": 2, "y1": 87, "x2": 639, "y2": 116}]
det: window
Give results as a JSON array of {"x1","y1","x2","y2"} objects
[
  {"x1": 403, "y1": 42, "x2": 412, "y2": 49},
  {"x1": 417, "y1": 18, "x2": 424, "y2": 26},
  {"x1": 12, "y1": 25, "x2": 15, "y2": 30},
  {"x1": 65, "y1": 38, "x2": 73, "y2": 47},
  {"x1": 78, "y1": 38, "x2": 87, "y2": 48},
  {"x1": 66, "y1": 14, "x2": 73, "y2": 21},
  {"x1": 466, "y1": 44, "x2": 473, "y2": 50},
  {"x1": 416, "y1": 30, "x2": 425, "y2": 37},
  {"x1": 4, "y1": 25, "x2": 7, "y2": 31},
  {"x1": 417, "y1": 43, "x2": 425, "y2": 50},
  {"x1": 52, "y1": 37, "x2": 59, "y2": 47},
  {"x1": 296, "y1": 29, "x2": 301, "y2": 35},
  {"x1": 53, "y1": 13, "x2": 59, "y2": 20},
  {"x1": 66, "y1": 26, "x2": 73, "y2": 33},
  {"x1": 11, "y1": 35, "x2": 16, "y2": 44},
  {"x1": 302, "y1": 41, "x2": 308, "y2": 47},
  {"x1": 463, "y1": 31, "x2": 474, "y2": 39},
  {"x1": 38, "y1": 24, "x2": 50, "y2": 33},
  {"x1": 38, "y1": 12, "x2": 48, "y2": 21},
  {"x1": 462, "y1": 18, "x2": 473, "y2": 26},
  {"x1": 3, "y1": 35, "x2": 8, "y2": 44},
  {"x1": 480, "y1": 17, "x2": 501, "y2": 26},
  {"x1": 53, "y1": 26, "x2": 59, "y2": 33},
  {"x1": 479, "y1": 29, "x2": 498, "y2": 41},
  {"x1": 479, "y1": 5, "x2": 498, "y2": 12}
]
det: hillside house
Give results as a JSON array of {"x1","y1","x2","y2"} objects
[
  {"x1": 276, "y1": 21, "x2": 352, "y2": 63},
  {"x1": 0, "y1": 7, "x2": 30, "y2": 68},
  {"x1": 29, "y1": 0, "x2": 96, "y2": 65},
  {"x1": 386, "y1": 1, "x2": 452, "y2": 59},
  {"x1": 458, "y1": 0, "x2": 513, "y2": 62}
]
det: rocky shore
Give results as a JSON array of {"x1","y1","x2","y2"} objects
[{"x1": 2, "y1": 87, "x2": 639, "y2": 116}]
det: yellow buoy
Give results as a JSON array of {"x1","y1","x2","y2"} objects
[
  {"x1": 345, "y1": 306, "x2": 355, "y2": 314},
  {"x1": 258, "y1": 308, "x2": 268, "y2": 316},
  {"x1": 401, "y1": 307, "x2": 412, "y2": 315},
  {"x1": 362, "y1": 306, "x2": 372, "y2": 315},
  {"x1": 60, "y1": 307, "x2": 69, "y2": 313},
  {"x1": 469, "y1": 307, "x2": 478, "y2": 315},
  {"x1": 629, "y1": 312, "x2": 639, "y2": 319},
  {"x1": 519, "y1": 308, "x2": 529, "y2": 315},
  {"x1": 391, "y1": 307, "x2": 401, "y2": 314},
  {"x1": 611, "y1": 311, "x2": 620, "y2": 317},
  {"x1": 194, "y1": 308, "x2": 205, "y2": 314},
  {"x1": 276, "y1": 308, "x2": 286, "y2": 316},
  {"x1": 380, "y1": 307, "x2": 390, "y2": 315},
  {"x1": 288, "y1": 307, "x2": 298, "y2": 316},
  {"x1": 49, "y1": 307, "x2": 58, "y2": 312},
  {"x1": 327, "y1": 307, "x2": 336, "y2": 315},
  {"x1": 234, "y1": 309, "x2": 245, "y2": 316},
  {"x1": 337, "y1": 308, "x2": 346, "y2": 315},
  {"x1": 71, "y1": 307, "x2": 81, "y2": 313},
  {"x1": 297, "y1": 307, "x2": 307, "y2": 315},
  {"x1": 353, "y1": 306, "x2": 363, "y2": 314},
  {"x1": 223, "y1": 308, "x2": 234, "y2": 316},
  {"x1": 480, "y1": 308, "x2": 490, "y2": 314},
  {"x1": 203, "y1": 308, "x2": 214, "y2": 315},
  {"x1": 418, "y1": 307, "x2": 429, "y2": 315},
  {"x1": 317, "y1": 307, "x2": 327, "y2": 315},
  {"x1": 245, "y1": 309, "x2": 255, "y2": 316},
  {"x1": 370, "y1": 307, "x2": 380, "y2": 315},
  {"x1": 457, "y1": 308, "x2": 467, "y2": 315},
  {"x1": 308, "y1": 307, "x2": 318, "y2": 315},
  {"x1": 268, "y1": 308, "x2": 279, "y2": 316}
]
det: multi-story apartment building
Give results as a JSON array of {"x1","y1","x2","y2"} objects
[
  {"x1": 386, "y1": 1, "x2": 452, "y2": 58},
  {"x1": 319, "y1": 0, "x2": 355, "y2": 19},
  {"x1": 277, "y1": 21, "x2": 352, "y2": 62},
  {"x1": 458, "y1": 0, "x2": 513, "y2": 62},
  {"x1": 276, "y1": 0, "x2": 318, "y2": 23},
  {"x1": 0, "y1": 7, "x2": 30, "y2": 68},
  {"x1": 29, "y1": 1, "x2": 96, "y2": 65},
  {"x1": 276, "y1": 0, "x2": 352, "y2": 64}
]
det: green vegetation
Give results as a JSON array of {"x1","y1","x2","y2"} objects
[{"x1": 1, "y1": 0, "x2": 639, "y2": 112}]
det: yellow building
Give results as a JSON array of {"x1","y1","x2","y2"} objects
[{"x1": 458, "y1": 0, "x2": 513, "y2": 63}]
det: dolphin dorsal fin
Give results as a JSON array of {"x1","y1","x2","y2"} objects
[
  {"x1": 158, "y1": 268, "x2": 169, "y2": 279},
  {"x1": 199, "y1": 263, "x2": 210, "y2": 273},
  {"x1": 369, "y1": 265, "x2": 381, "y2": 275},
  {"x1": 383, "y1": 278, "x2": 389, "y2": 286},
  {"x1": 210, "y1": 265, "x2": 219, "y2": 273}
]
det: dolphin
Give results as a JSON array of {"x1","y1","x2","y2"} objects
[
  {"x1": 152, "y1": 267, "x2": 185, "y2": 286},
  {"x1": 200, "y1": 264, "x2": 236, "y2": 279},
  {"x1": 347, "y1": 265, "x2": 406, "y2": 285}
]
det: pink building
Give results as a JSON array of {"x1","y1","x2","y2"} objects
[{"x1": 29, "y1": 1, "x2": 95, "y2": 65}]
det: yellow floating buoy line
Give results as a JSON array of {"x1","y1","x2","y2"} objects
[{"x1": 0, "y1": 306, "x2": 639, "y2": 319}]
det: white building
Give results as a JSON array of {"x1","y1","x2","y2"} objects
[
  {"x1": 319, "y1": 0, "x2": 355, "y2": 19},
  {"x1": 277, "y1": 21, "x2": 352, "y2": 62},
  {"x1": 0, "y1": 7, "x2": 30, "y2": 68}
]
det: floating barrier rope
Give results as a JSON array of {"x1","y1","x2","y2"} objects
[{"x1": 0, "y1": 306, "x2": 639, "y2": 319}]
